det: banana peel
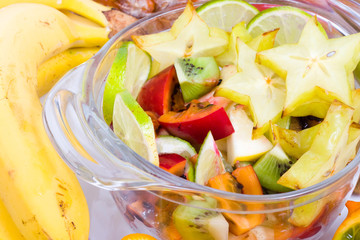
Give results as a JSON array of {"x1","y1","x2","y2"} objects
[
  {"x1": 0, "y1": 4, "x2": 89, "y2": 239},
  {"x1": 0, "y1": 199, "x2": 25, "y2": 240},
  {"x1": 37, "y1": 47, "x2": 100, "y2": 96},
  {"x1": 0, "y1": 0, "x2": 111, "y2": 27}
]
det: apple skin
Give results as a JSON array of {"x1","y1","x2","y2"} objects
[
  {"x1": 159, "y1": 153, "x2": 186, "y2": 176},
  {"x1": 137, "y1": 66, "x2": 177, "y2": 116},
  {"x1": 158, "y1": 101, "x2": 234, "y2": 145}
]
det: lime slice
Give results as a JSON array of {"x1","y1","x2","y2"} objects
[
  {"x1": 195, "y1": 131, "x2": 226, "y2": 185},
  {"x1": 113, "y1": 90, "x2": 159, "y2": 166},
  {"x1": 156, "y1": 135, "x2": 196, "y2": 159},
  {"x1": 196, "y1": 0, "x2": 259, "y2": 32},
  {"x1": 103, "y1": 41, "x2": 151, "y2": 125},
  {"x1": 247, "y1": 6, "x2": 312, "y2": 46}
]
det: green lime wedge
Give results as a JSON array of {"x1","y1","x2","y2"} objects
[
  {"x1": 196, "y1": 0, "x2": 259, "y2": 32},
  {"x1": 156, "y1": 135, "x2": 197, "y2": 159},
  {"x1": 247, "y1": 6, "x2": 313, "y2": 46},
  {"x1": 103, "y1": 41, "x2": 151, "y2": 125},
  {"x1": 113, "y1": 90, "x2": 159, "y2": 166}
]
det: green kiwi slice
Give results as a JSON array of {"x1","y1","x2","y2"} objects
[
  {"x1": 175, "y1": 56, "x2": 220, "y2": 102},
  {"x1": 253, "y1": 144, "x2": 293, "y2": 193},
  {"x1": 173, "y1": 198, "x2": 229, "y2": 240}
]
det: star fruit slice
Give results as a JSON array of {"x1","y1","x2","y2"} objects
[
  {"x1": 216, "y1": 39, "x2": 286, "y2": 132},
  {"x1": 215, "y1": 21, "x2": 278, "y2": 67},
  {"x1": 277, "y1": 101, "x2": 354, "y2": 190},
  {"x1": 215, "y1": 21, "x2": 252, "y2": 67},
  {"x1": 132, "y1": 1, "x2": 228, "y2": 73},
  {"x1": 257, "y1": 17, "x2": 360, "y2": 117}
]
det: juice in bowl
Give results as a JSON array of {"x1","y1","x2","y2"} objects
[{"x1": 43, "y1": 0, "x2": 360, "y2": 239}]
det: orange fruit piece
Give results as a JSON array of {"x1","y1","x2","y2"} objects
[
  {"x1": 122, "y1": 233, "x2": 158, "y2": 240},
  {"x1": 332, "y1": 201, "x2": 360, "y2": 240}
]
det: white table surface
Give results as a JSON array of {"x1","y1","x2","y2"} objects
[{"x1": 81, "y1": 179, "x2": 360, "y2": 240}]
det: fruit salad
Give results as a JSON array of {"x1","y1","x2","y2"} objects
[{"x1": 102, "y1": 0, "x2": 360, "y2": 239}]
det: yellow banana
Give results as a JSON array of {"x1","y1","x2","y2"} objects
[
  {"x1": 0, "y1": 3, "x2": 89, "y2": 240},
  {"x1": 0, "y1": 199, "x2": 25, "y2": 240},
  {"x1": 37, "y1": 47, "x2": 100, "y2": 96},
  {"x1": 0, "y1": 0, "x2": 111, "y2": 27},
  {"x1": 62, "y1": 10, "x2": 110, "y2": 47}
]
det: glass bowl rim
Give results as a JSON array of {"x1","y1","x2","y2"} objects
[{"x1": 83, "y1": 0, "x2": 360, "y2": 203}]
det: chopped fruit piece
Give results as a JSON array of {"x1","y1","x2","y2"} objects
[
  {"x1": 216, "y1": 39, "x2": 286, "y2": 130},
  {"x1": 137, "y1": 66, "x2": 177, "y2": 116},
  {"x1": 277, "y1": 101, "x2": 354, "y2": 190},
  {"x1": 257, "y1": 17, "x2": 360, "y2": 117},
  {"x1": 158, "y1": 101, "x2": 234, "y2": 145},
  {"x1": 161, "y1": 221, "x2": 183, "y2": 240},
  {"x1": 253, "y1": 144, "x2": 293, "y2": 192},
  {"x1": 159, "y1": 153, "x2": 187, "y2": 176},
  {"x1": 247, "y1": 28, "x2": 279, "y2": 52},
  {"x1": 132, "y1": 1, "x2": 228, "y2": 72},
  {"x1": 351, "y1": 89, "x2": 360, "y2": 123},
  {"x1": 103, "y1": 41, "x2": 151, "y2": 125},
  {"x1": 146, "y1": 111, "x2": 160, "y2": 131},
  {"x1": 172, "y1": 198, "x2": 229, "y2": 240},
  {"x1": 113, "y1": 90, "x2": 159, "y2": 166},
  {"x1": 216, "y1": 21, "x2": 252, "y2": 67},
  {"x1": 232, "y1": 165, "x2": 263, "y2": 195},
  {"x1": 156, "y1": 135, "x2": 196, "y2": 159},
  {"x1": 332, "y1": 123, "x2": 360, "y2": 174},
  {"x1": 198, "y1": 90, "x2": 232, "y2": 109},
  {"x1": 184, "y1": 159, "x2": 195, "y2": 182},
  {"x1": 247, "y1": 6, "x2": 315, "y2": 46},
  {"x1": 333, "y1": 201, "x2": 360, "y2": 240},
  {"x1": 122, "y1": 233, "x2": 157, "y2": 240},
  {"x1": 208, "y1": 170, "x2": 264, "y2": 235},
  {"x1": 220, "y1": 64, "x2": 237, "y2": 81},
  {"x1": 208, "y1": 172, "x2": 243, "y2": 194},
  {"x1": 226, "y1": 106, "x2": 273, "y2": 164},
  {"x1": 195, "y1": 131, "x2": 226, "y2": 185},
  {"x1": 269, "y1": 123, "x2": 321, "y2": 159},
  {"x1": 274, "y1": 115, "x2": 291, "y2": 129},
  {"x1": 249, "y1": 226, "x2": 274, "y2": 239},
  {"x1": 175, "y1": 56, "x2": 220, "y2": 102},
  {"x1": 196, "y1": 0, "x2": 259, "y2": 32},
  {"x1": 288, "y1": 197, "x2": 327, "y2": 228}
]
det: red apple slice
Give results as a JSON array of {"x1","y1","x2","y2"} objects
[
  {"x1": 137, "y1": 66, "x2": 178, "y2": 116},
  {"x1": 158, "y1": 101, "x2": 234, "y2": 145},
  {"x1": 159, "y1": 153, "x2": 186, "y2": 176}
]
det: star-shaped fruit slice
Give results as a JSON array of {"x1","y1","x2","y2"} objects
[
  {"x1": 257, "y1": 17, "x2": 360, "y2": 117},
  {"x1": 132, "y1": 1, "x2": 228, "y2": 72},
  {"x1": 216, "y1": 39, "x2": 286, "y2": 131},
  {"x1": 277, "y1": 101, "x2": 353, "y2": 189},
  {"x1": 216, "y1": 21, "x2": 278, "y2": 67}
]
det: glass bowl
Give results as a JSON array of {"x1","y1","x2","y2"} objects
[{"x1": 43, "y1": 0, "x2": 360, "y2": 239}]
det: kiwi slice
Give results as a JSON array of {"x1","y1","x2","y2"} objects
[
  {"x1": 253, "y1": 144, "x2": 293, "y2": 193},
  {"x1": 173, "y1": 198, "x2": 229, "y2": 240},
  {"x1": 175, "y1": 56, "x2": 220, "y2": 102}
]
